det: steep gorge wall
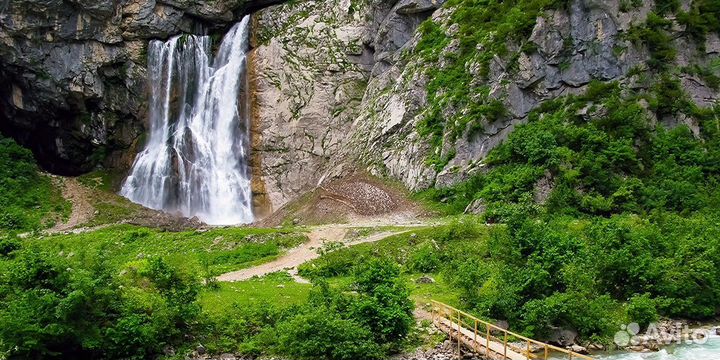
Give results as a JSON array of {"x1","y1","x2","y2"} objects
[
  {"x1": 249, "y1": 0, "x2": 445, "y2": 212},
  {"x1": 249, "y1": 0, "x2": 720, "y2": 211},
  {"x1": 2, "y1": 0, "x2": 718, "y2": 219},
  {"x1": 351, "y1": 0, "x2": 720, "y2": 191}
]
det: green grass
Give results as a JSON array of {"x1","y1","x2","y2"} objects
[
  {"x1": 407, "y1": 274, "x2": 461, "y2": 310},
  {"x1": 75, "y1": 169, "x2": 160, "y2": 227},
  {"x1": 327, "y1": 273, "x2": 463, "y2": 309},
  {"x1": 200, "y1": 272, "x2": 311, "y2": 317},
  {"x1": 298, "y1": 221, "x2": 480, "y2": 313},
  {"x1": 0, "y1": 136, "x2": 70, "y2": 231},
  {"x1": 24, "y1": 225, "x2": 308, "y2": 276},
  {"x1": 77, "y1": 169, "x2": 127, "y2": 192},
  {"x1": 299, "y1": 221, "x2": 487, "y2": 279}
]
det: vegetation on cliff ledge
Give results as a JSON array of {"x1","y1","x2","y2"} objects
[{"x1": 0, "y1": 136, "x2": 69, "y2": 232}]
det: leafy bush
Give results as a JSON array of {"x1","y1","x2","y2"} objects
[
  {"x1": 0, "y1": 237, "x2": 21, "y2": 257},
  {"x1": 627, "y1": 294, "x2": 659, "y2": 328},
  {"x1": 277, "y1": 310, "x2": 384, "y2": 360},
  {"x1": 0, "y1": 249, "x2": 200, "y2": 359},
  {"x1": 200, "y1": 301, "x2": 287, "y2": 356},
  {"x1": 0, "y1": 137, "x2": 68, "y2": 231},
  {"x1": 202, "y1": 259, "x2": 414, "y2": 360},
  {"x1": 350, "y1": 259, "x2": 414, "y2": 345},
  {"x1": 407, "y1": 242, "x2": 441, "y2": 273}
]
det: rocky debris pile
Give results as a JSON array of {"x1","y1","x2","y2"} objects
[
  {"x1": 124, "y1": 212, "x2": 205, "y2": 232},
  {"x1": 186, "y1": 344, "x2": 250, "y2": 360},
  {"x1": 416, "y1": 275, "x2": 436, "y2": 284},
  {"x1": 391, "y1": 339, "x2": 489, "y2": 360},
  {"x1": 256, "y1": 172, "x2": 424, "y2": 226}
]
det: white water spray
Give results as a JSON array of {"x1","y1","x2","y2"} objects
[{"x1": 121, "y1": 16, "x2": 254, "y2": 225}]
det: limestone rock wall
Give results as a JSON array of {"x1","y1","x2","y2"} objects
[
  {"x1": 250, "y1": 0, "x2": 720, "y2": 209},
  {"x1": 249, "y1": 0, "x2": 443, "y2": 213},
  {"x1": 350, "y1": 0, "x2": 720, "y2": 191},
  {"x1": 2, "y1": 0, "x2": 719, "y2": 218}
]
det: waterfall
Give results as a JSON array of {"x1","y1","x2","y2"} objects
[{"x1": 121, "y1": 16, "x2": 254, "y2": 225}]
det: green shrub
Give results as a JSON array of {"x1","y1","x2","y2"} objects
[
  {"x1": 627, "y1": 294, "x2": 659, "y2": 328},
  {"x1": 0, "y1": 237, "x2": 21, "y2": 257},
  {"x1": 0, "y1": 136, "x2": 68, "y2": 231},
  {"x1": 201, "y1": 301, "x2": 286, "y2": 356},
  {"x1": 205, "y1": 259, "x2": 414, "y2": 360},
  {"x1": 407, "y1": 242, "x2": 441, "y2": 273},
  {"x1": 0, "y1": 249, "x2": 200, "y2": 359},
  {"x1": 277, "y1": 310, "x2": 384, "y2": 360},
  {"x1": 625, "y1": 13, "x2": 676, "y2": 71},
  {"x1": 351, "y1": 259, "x2": 414, "y2": 345}
]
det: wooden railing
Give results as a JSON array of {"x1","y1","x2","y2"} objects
[{"x1": 431, "y1": 300, "x2": 593, "y2": 360}]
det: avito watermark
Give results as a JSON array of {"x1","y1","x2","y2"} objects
[{"x1": 614, "y1": 322, "x2": 711, "y2": 347}]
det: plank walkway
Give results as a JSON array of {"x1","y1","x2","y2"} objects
[{"x1": 431, "y1": 301, "x2": 593, "y2": 360}]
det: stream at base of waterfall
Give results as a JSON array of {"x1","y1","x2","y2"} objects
[{"x1": 549, "y1": 336, "x2": 720, "y2": 360}]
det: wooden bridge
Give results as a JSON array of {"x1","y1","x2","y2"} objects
[{"x1": 431, "y1": 301, "x2": 593, "y2": 360}]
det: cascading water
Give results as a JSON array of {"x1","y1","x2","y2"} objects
[{"x1": 121, "y1": 16, "x2": 254, "y2": 225}]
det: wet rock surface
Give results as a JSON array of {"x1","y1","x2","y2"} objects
[{"x1": 0, "y1": 0, "x2": 283, "y2": 175}]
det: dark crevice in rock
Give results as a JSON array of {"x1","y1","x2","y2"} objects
[{"x1": 241, "y1": 0, "x2": 288, "y2": 15}]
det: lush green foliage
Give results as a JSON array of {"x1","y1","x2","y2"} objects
[
  {"x1": 0, "y1": 137, "x2": 68, "y2": 231},
  {"x1": 303, "y1": 216, "x2": 720, "y2": 343},
  {"x1": 28, "y1": 225, "x2": 307, "y2": 276},
  {"x1": 406, "y1": 70, "x2": 720, "y2": 342},
  {"x1": 201, "y1": 259, "x2": 414, "y2": 360},
  {"x1": 0, "y1": 225, "x2": 309, "y2": 358},
  {"x1": 676, "y1": 0, "x2": 720, "y2": 45},
  {"x1": 418, "y1": 81, "x2": 720, "y2": 222},
  {"x1": 625, "y1": 13, "x2": 676, "y2": 70},
  {"x1": 412, "y1": 0, "x2": 570, "y2": 169},
  {"x1": 0, "y1": 225, "x2": 416, "y2": 360},
  {"x1": 0, "y1": 245, "x2": 199, "y2": 359}
]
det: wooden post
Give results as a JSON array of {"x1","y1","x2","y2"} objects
[
  {"x1": 474, "y1": 320, "x2": 477, "y2": 350},
  {"x1": 486, "y1": 325, "x2": 490, "y2": 355},
  {"x1": 545, "y1": 344, "x2": 548, "y2": 360},
  {"x1": 527, "y1": 340, "x2": 530, "y2": 360},
  {"x1": 457, "y1": 310, "x2": 461, "y2": 358},
  {"x1": 504, "y1": 333, "x2": 508, "y2": 360}
]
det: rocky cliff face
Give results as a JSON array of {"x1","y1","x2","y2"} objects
[
  {"x1": 350, "y1": 0, "x2": 720, "y2": 190},
  {"x1": 248, "y1": 0, "x2": 720, "y2": 212},
  {"x1": 0, "y1": 0, "x2": 280, "y2": 174},
  {"x1": 2, "y1": 0, "x2": 718, "y2": 217},
  {"x1": 249, "y1": 0, "x2": 445, "y2": 213}
]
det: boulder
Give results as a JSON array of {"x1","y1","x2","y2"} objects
[
  {"x1": 396, "y1": 0, "x2": 446, "y2": 15},
  {"x1": 549, "y1": 327, "x2": 578, "y2": 347},
  {"x1": 464, "y1": 199, "x2": 487, "y2": 215},
  {"x1": 416, "y1": 276, "x2": 436, "y2": 284},
  {"x1": 569, "y1": 344, "x2": 588, "y2": 354}
]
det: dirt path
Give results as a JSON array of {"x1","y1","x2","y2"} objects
[
  {"x1": 216, "y1": 225, "x2": 418, "y2": 282},
  {"x1": 49, "y1": 177, "x2": 94, "y2": 233}
]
